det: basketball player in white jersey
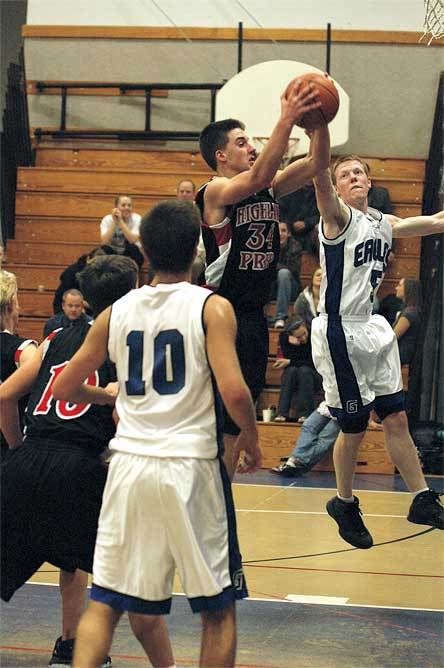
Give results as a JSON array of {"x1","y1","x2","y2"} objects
[
  {"x1": 53, "y1": 199, "x2": 261, "y2": 668},
  {"x1": 311, "y1": 149, "x2": 444, "y2": 549}
]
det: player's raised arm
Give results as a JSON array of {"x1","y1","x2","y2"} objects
[
  {"x1": 387, "y1": 211, "x2": 444, "y2": 238},
  {"x1": 203, "y1": 83, "x2": 321, "y2": 215},
  {"x1": 53, "y1": 308, "x2": 115, "y2": 406},
  {"x1": 313, "y1": 165, "x2": 350, "y2": 237},
  {"x1": 203, "y1": 294, "x2": 261, "y2": 472},
  {"x1": 272, "y1": 124, "x2": 331, "y2": 200}
]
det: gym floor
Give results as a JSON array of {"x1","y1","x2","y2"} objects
[{"x1": 1, "y1": 471, "x2": 443, "y2": 667}]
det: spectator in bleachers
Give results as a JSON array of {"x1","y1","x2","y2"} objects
[
  {"x1": 44, "y1": 289, "x2": 92, "y2": 338},
  {"x1": 273, "y1": 222, "x2": 302, "y2": 328},
  {"x1": 0, "y1": 243, "x2": 5, "y2": 267},
  {"x1": 176, "y1": 179, "x2": 196, "y2": 201},
  {"x1": 294, "y1": 266, "x2": 322, "y2": 331},
  {"x1": 175, "y1": 179, "x2": 206, "y2": 284},
  {"x1": 100, "y1": 195, "x2": 144, "y2": 268},
  {"x1": 278, "y1": 178, "x2": 320, "y2": 257},
  {"x1": 52, "y1": 246, "x2": 112, "y2": 314},
  {"x1": 274, "y1": 319, "x2": 323, "y2": 423},
  {"x1": 366, "y1": 163, "x2": 394, "y2": 214},
  {"x1": 271, "y1": 401, "x2": 340, "y2": 476},
  {"x1": 393, "y1": 277, "x2": 422, "y2": 365}
]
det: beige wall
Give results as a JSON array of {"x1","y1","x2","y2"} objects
[{"x1": 25, "y1": 37, "x2": 443, "y2": 158}]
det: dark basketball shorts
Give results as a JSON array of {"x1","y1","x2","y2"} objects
[
  {"x1": 223, "y1": 314, "x2": 269, "y2": 436},
  {"x1": 1, "y1": 439, "x2": 107, "y2": 602}
]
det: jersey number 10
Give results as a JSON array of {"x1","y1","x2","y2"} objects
[{"x1": 126, "y1": 329, "x2": 185, "y2": 396}]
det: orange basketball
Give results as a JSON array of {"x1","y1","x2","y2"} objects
[{"x1": 285, "y1": 72, "x2": 340, "y2": 130}]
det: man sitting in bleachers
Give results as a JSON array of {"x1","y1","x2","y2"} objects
[{"x1": 44, "y1": 289, "x2": 92, "y2": 338}]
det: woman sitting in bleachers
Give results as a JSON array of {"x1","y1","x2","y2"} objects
[
  {"x1": 294, "y1": 266, "x2": 321, "y2": 331},
  {"x1": 393, "y1": 277, "x2": 422, "y2": 365},
  {"x1": 274, "y1": 319, "x2": 323, "y2": 424}
]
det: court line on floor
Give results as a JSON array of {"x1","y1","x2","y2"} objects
[
  {"x1": 245, "y1": 562, "x2": 443, "y2": 579},
  {"x1": 237, "y1": 509, "x2": 408, "y2": 518},
  {"x1": 20, "y1": 581, "x2": 444, "y2": 613}
]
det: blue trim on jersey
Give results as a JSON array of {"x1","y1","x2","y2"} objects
[
  {"x1": 217, "y1": 456, "x2": 249, "y2": 601},
  {"x1": 91, "y1": 584, "x2": 172, "y2": 615},
  {"x1": 323, "y1": 240, "x2": 345, "y2": 315},
  {"x1": 326, "y1": 319, "x2": 365, "y2": 416},
  {"x1": 189, "y1": 585, "x2": 236, "y2": 613}
]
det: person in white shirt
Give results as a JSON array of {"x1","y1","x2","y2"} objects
[
  {"x1": 54, "y1": 199, "x2": 261, "y2": 668},
  {"x1": 100, "y1": 194, "x2": 144, "y2": 267}
]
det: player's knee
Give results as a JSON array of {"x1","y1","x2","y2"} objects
[
  {"x1": 381, "y1": 409, "x2": 408, "y2": 433},
  {"x1": 128, "y1": 613, "x2": 159, "y2": 640}
]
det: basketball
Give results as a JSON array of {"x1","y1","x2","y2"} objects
[{"x1": 285, "y1": 72, "x2": 340, "y2": 130}]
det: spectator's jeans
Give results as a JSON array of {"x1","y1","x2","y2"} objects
[
  {"x1": 276, "y1": 268, "x2": 299, "y2": 321},
  {"x1": 290, "y1": 411, "x2": 340, "y2": 468},
  {"x1": 277, "y1": 365, "x2": 323, "y2": 419}
]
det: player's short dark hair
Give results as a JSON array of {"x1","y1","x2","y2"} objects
[
  {"x1": 77, "y1": 255, "x2": 138, "y2": 315},
  {"x1": 331, "y1": 155, "x2": 369, "y2": 184},
  {"x1": 140, "y1": 200, "x2": 200, "y2": 274},
  {"x1": 199, "y1": 118, "x2": 245, "y2": 171}
]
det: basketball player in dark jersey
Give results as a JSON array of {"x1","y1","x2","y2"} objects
[
  {"x1": 197, "y1": 81, "x2": 330, "y2": 479},
  {"x1": 0, "y1": 256, "x2": 174, "y2": 668},
  {"x1": 0, "y1": 269, "x2": 38, "y2": 460}
]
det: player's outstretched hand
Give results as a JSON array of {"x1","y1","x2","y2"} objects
[
  {"x1": 281, "y1": 79, "x2": 321, "y2": 127},
  {"x1": 234, "y1": 430, "x2": 262, "y2": 474}
]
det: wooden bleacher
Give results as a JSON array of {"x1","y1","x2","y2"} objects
[{"x1": 5, "y1": 145, "x2": 423, "y2": 472}]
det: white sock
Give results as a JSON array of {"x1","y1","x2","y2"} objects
[
  {"x1": 412, "y1": 487, "x2": 429, "y2": 499},
  {"x1": 337, "y1": 493, "x2": 354, "y2": 503}
]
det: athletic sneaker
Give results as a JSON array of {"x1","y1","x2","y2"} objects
[
  {"x1": 407, "y1": 489, "x2": 444, "y2": 529},
  {"x1": 49, "y1": 636, "x2": 112, "y2": 668},
  {"x1": 271, "y1": 460, "x2": 309, "y2": 477},
  {"x1": 326, "y1": 495, "x2": 373, "y2": 549}
]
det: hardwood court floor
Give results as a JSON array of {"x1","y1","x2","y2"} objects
[{"x1": 1, "y1": 471, "x2": 443, "y2": 667}]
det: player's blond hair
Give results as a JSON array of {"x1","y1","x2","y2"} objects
[
  {"x1": 0, "y1": 269, "x2": 18, "y2": 329},
  {"x1": 331, "y1": 155, "x2": 369, "y2": 184}
]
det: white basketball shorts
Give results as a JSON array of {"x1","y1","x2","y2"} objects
[
  {"x1": 90, "y1": 452, "x2": 247, "y2": 615},
  {"x1": 311, "y1": 314, "x2": 403, "y2": 417}
]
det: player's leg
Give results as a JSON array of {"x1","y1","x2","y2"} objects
[
  {"x1": 73, "y1": 600, "x2": 121, "y2": 668},
  {"x1": 200, "y1": 603, "x2": 236, "y2": 667},
  {"x1": 377, "y1": 404, "x2": 443, "y2": 529},
  {"x1": 128, "y1": 613, "x2": 175, "y2": 667},
  {"x1": 59, "y1": 569, "x2": 88, "y2": 640},
  {"x1": 333, "y1": 430, "x2": 365, "y2": 499}
]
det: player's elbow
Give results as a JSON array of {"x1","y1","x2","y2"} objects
[{"x1": 218, "y1": 382, "x2": 251, "y2": 413}]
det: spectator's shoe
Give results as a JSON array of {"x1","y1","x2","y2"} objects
[
  {"x1": 407, "y1": 490, "x2": 444, "y2": 529},
  {"x1": 271, "y1": 460, "x2": 309, "y2": 477},
  {"x1": 49, "y1": 636, "x2": 112, "y2": 667},
  {"x1": 274, "y1": 319, "x2": 285, "y2": 329},
  {"x1": 326, "y1": 496, "x2": 373, "y2": 549}
]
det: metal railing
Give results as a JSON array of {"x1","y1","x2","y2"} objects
[{"x1": 33, "y1": 81, "x2": 224, "y2": 141}]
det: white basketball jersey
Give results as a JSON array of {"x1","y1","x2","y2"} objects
[
  {"x1": 318, "y1": 205, "x2": 392, "y2": 317},
  {"x1": 108, "y1": 282, "x2": 220, "y2": 458}
]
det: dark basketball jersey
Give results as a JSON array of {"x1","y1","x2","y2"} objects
[
  {"x1": 24, "y1": 321, "x2": 116, "y2": 452},
  {"x1": 1, "y1": 332, "x2": 37, "y2": 450},
  {"x1": 196, "y1": 184, "x2": 280, "y2": 314}
]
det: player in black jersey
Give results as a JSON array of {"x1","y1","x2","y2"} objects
[
  {"x1": 0, "y1": 269, "x2": 38, "y2": 460},
  {"x1": 197, "y1": 81, "x2": 330, "y2": 479},
  {"x1": 0, "y1": 256, "x2": 174, "y2": 668}
]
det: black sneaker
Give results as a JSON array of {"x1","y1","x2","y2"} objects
[
  {"x1": 407, "y1": 489, "x2": 444, "y2": 529},
  {"x1": 271, "y1": 461, "x2": 309, "y2": 477},
  {"x1": 49, "y1": 636, "x2": 112, "y2": 667},
  {"x1": 326, "y1": 495, "x2": 373, "y2": 549}
]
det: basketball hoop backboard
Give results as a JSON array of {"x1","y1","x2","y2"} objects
[{"x1": 216, "y1": 60, "x2": 349, "y2": 157}]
